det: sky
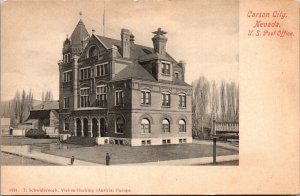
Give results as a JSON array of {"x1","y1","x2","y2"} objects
[{"x1": 1, "y1": 0, "x2": 238, "y2": 101}]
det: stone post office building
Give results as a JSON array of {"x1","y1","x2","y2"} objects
[{"x1": 58, "y1": 19, "x2": 192, "y2": 146}]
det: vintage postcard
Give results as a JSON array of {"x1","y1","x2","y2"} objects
[{"x1": 1, "y1": 0, "x2": 299, "y2": 195}]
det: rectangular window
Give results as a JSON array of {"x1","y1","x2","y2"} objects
[
  {"x1": 179, "y1": 94, "x2": 186, "y2": 108},
  {"x1": 162, "y1": 93, "x2": 171, "y2": 107},
  {"x1": 183, "y1": 138, "x2": 187, "y2": 143},
  {"x1": 63, "y1": 53, "x2": 71, "y2": 63},
  {"x1": 95, "y1": 63, "x2": 108, "y2": 77},
  {"x1": 115, "y1": 91, "x2": 124, "y2": 106},
  {"x1": 63, "y1": 97, "x2": 70, "y2": 108},
  {"x1": 96, "y1": 85, "x2": 107, "y2": 107},
  {"x1": 175, "y1": 72, "x2": 179, "y2": 79},
  {"x1": 167, "y1": 139, "x2": 171, "y2": 144},
  {"x1": 147, "y1": 140, "x2": 151, "y2": 145},
  {"x1": 179, "y1": 139, "x2": 183, "y2": 143},
  {"x1": 80, "y1": 88, "x2": 90, "y2": 107},
  {"x1": 141, "y1": 140, "x2": 146, "y2": 145},
  {"x1": 63, "y1": 71, "x2": 72, "y2": 82},
  {"x1": 80, "y1": 67, "x2": 91, "y2": 80},
  {"x1": 162, "y1": 139, "x2": 166, "y2": 144},
  {"x1": 141, "y1": 91, "x2": 151, "y2": 105},
  {"x1": 161, "y1": 63, "x2": 171, "y2": 75}
]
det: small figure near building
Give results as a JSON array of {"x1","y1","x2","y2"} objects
[
  {"x1": 105, "y1": 153, "x2": 110, "y2": 166},
  {"x1": 9, "y1": 127, "x2": 13, "y2": 135},
  {"x1": 70, "y1": 156, "x2": 75, "y2": 165}
]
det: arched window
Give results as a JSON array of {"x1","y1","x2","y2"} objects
[
  {"x1": 64, "y1": 118, "x2": 69, "y2": 131},
  {"x1": 88, "y1": 46, "x2": 98, "y2": 57},
  {"x1": 179, "y1": 119, "x2": 186, "y2": 132},
  {"x1": 162, "y1": 119, "x2": 170, "y2": 132},
  {"x1": 141, "y1": 118, "x2": 150, "y2": 133},
  {"x1": 116, "y1": 117, "x2": 125, "y2": 133}
]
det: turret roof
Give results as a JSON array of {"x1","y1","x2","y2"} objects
[{"x1": 70, "y1": 19, "x2": 90, "y2": 46}]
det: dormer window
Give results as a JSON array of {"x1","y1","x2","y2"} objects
[{"x1": 162, "y1": 62, "x2": 170, "y2": 76}]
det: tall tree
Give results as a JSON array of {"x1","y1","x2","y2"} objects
[
  {"x1": 220, "y1": 80, "x2": 226, "y2": 121},
  {"x1": 211, "y1": 80, "x2": 219, "y2": 120},
  {"x1": 192, "y1": 76, "x2": 210, "y2": 134},
  {"x1": 42, "y1": 90, "x2": 53, "y2": 102}
]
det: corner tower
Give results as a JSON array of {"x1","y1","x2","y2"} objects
[{"x1": 69, "y1": 19, "x2": 90, "y2": 56}]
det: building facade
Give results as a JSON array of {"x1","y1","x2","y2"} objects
[{"x1": 58, "y1": 19, "x2": 192, "y2": 146}]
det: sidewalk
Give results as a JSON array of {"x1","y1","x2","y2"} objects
[
  {"x1": 1, "y1": 145, "x2": 99, "y2": 166},
  {"x1": 192, "y1": 139, "x2": 239, "y2": 151},
  {"x1": 122, "y1": 154, "x2": 239, "y2": 165}
]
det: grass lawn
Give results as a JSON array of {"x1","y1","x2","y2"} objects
[
  {"x1": 43, "y1": 143, "x2": 238, "y2": 165},
  {"x1": 1, "y1": 136, "x2": 57, "y2": 145}
]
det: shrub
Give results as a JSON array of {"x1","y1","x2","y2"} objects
[{"x1": 25, "y1": 129, "x2": 50, "y2": 139}]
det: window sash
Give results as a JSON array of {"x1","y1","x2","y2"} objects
[
  {"x1": 162, "y1": 93, "x2": 170, "y2": 106},
  {"x1": 116, "y1": 91, "x2": 124, "y2": 105},
  {"x1": 162, "y1": 63, "x2": 170, "y2": 75},
  {"x1": 95, "y1": 64, "x2": 108, "y2": 77},
  {"x1": 141, "y1": 91, "x2": 151, "y2": 105},
  {"x1": 141, "y1": 124, "x2": 150, "y2": 133},
  {"x1": 80, "y1": 68, "x2": 91, "y2": 79},
  {"x1": 162, "y1": 123, "x2": 170, "y2": 132},
  {"x1": 63, "y1": 97, "x2": 69, "y2": 108},
  {"x1": 179, "y1": 95, "x2": 186, "y2": 107}
]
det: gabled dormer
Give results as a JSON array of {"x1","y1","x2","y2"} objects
[{"x1": 78, "y1": 34, "x2": 109, "y2": 62}]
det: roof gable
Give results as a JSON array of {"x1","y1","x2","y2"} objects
[{"x1": 32, "y1": 101, "x2": 59, "y2": 111}]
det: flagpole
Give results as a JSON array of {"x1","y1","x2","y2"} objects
[{"x1": 103, "y1": 1, "x2": 105, "y2": 36}]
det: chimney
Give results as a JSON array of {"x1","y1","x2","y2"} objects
[
  {"x1": 178, "y1": 60, "x2": 186, "y2": 81},
  {"x1": 121, "y1": 28, "x2": 131, "y2": 59},
  {"x1": 152, "y1": 28, "x2": 168, "y2": 56},
  {"x1": 130, "y1": 33, "x2": 135, "y2": 44}
]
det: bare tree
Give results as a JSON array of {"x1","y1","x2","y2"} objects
[
  {"x1": 220, "y1": 80, "x2": 226, "y2": 121},
  {"x1": 192, "y1": 76, "x2": 210, "y2": 136},
  {"x1": 211, "y1": 80, "x2": 219, "y2": 120},
  {"x1": 42, "y1": 90, "x2": 53, "y2": 102}
]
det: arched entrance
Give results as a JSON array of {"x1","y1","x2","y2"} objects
[
  {"x1": 83, "y1": 118, "x2": 89, "y2": 137},
  {"x1": 76, "y1": 118, "x2": 82, "y2": 136},
  {"x1": 100, "y1": 118, "x2": 106, "y2": 137},
  {"x1": 92, "y1": 118, "x2": 98, "y2": 137}
]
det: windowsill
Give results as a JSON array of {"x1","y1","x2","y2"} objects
[
  {"x1": 161, "y1": 106, "x2": 171, "y2": 108},
  {"x1": 179, "y1": 131, "x2": 187, "y2": 133},
  {"x1": 95, "y1": 74, "x2": 109, "y2": 77},
  {"x1": 141, "y1": 132, "x2": 150, "y2": 135},
  {"x1": 141, "y1": 104, "x2": 151, "y2": 107},
  {"x1": 115, "y1": 104, "x2": 124, "y2": 107},
  {"x1": 115, "y1": 132, "x2": 124, "y2": 134},
  {"x1": 161, "y1": 132, "x2": 170, "y2": 133},
  {"x1": 161, "y1": 73, "x2": 171, "y2": 76},
  {"x1": 79, "y1": 78, "x2": 91, "y2": 80}
]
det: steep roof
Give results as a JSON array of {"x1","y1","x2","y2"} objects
[
  {"x1": 96, "y1": 35, "x2": 176, "y2": 62},
  {"x1": 113, "y1": 61, "x2": 157, "y2": 82},
  {"x1": 31, "y1": 101, "x2": 59, "y2": 111},
  {"x1": 70, "y1": 19, "x2": 90, "y2": 46}
]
